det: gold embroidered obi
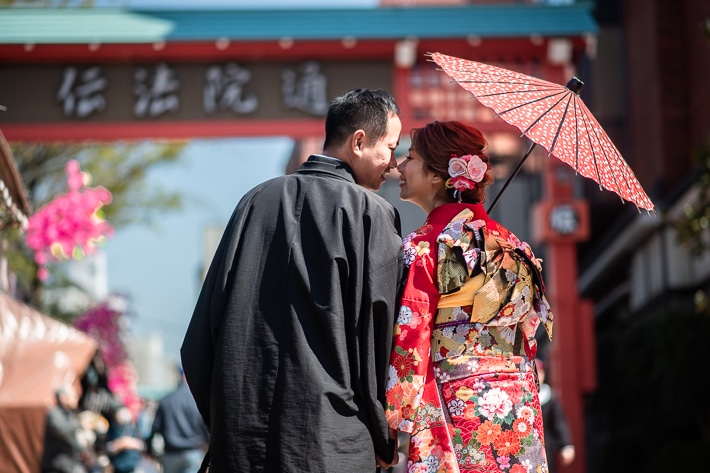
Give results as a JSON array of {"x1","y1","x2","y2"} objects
[{"x1": 430, "y1": 208, "x2": 553, "y2": 362}]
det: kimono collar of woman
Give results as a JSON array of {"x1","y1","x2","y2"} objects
[{"x1": 425, "y1": 202, "x2": 490, "y2": 226}]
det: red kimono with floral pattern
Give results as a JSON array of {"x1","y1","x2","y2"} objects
[{"x1": 385, "y1": 203, "x2": 554, "y2": 473}]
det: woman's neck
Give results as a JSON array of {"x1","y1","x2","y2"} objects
[{"x1": 421, "y1": 193, "x2": 451, "y2": 214}]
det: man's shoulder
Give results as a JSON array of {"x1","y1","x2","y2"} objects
[
  {"x1": 238, "y1": 172, "x2": 397, "y2": 220},
  {"x1": 338, "y1": 185, "x2": 398, "y2": 216},
  {"x1": 158, "y1": 385, "x2": 184, "y2": 405}
]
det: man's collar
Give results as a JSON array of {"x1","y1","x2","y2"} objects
[{"x1": 297, "y1": 154, "x2": 355, "y2": 183}]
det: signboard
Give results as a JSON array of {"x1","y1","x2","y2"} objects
[{"x1": 0, "y1": 60, "x2": 392, "y2": 125}]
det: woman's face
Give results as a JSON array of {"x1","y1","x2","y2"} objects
[{"x1": 397, "y1": 147, "x2": 446, "y2": 213}]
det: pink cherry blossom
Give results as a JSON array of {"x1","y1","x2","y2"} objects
[
  {"x1": 74, "y1": 301, "x2": 142, "y2": 418},
  {"x1": 25, "y1": 160, "x2": 113, "y2": 281}
]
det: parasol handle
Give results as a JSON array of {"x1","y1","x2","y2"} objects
[{"x1": 487, "y1": 141, "x2": 537, "y2": 213}]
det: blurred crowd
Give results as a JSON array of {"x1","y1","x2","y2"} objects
[{"x1": 40, "y1": 354, "x2": 208, "y2": 473}]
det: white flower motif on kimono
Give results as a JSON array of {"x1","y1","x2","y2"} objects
[
  {"x1": 435, "y1": 366, "x2": 452, "y2": 382},
  {"x1": 516, "y1": 284, "x2": 532, "y2": 301},
  {"x1": 398, "y1": 305, "x2": 413, "y2": 325},
  {"x1": 471, "y1": 377, "x2": 485, "y2": 391},
  {"x1": 403, "y1": 231, "x2": 418, "y2": 246},
  {"x1": 513, "y1": 298, "x2": 531, "y2": 319},
  {"x1": 398, "y1": 419, "x2": 414, "y2": 432},
  {"x1": 466, "y1": 219, "x2": 486, "y2": 232},
  {"x1": 516, "y1": 405, "x2": 534, "y2": 421},
  {"x1": 478, "y1": 387, "x2": 513, "y2": 420},
  {"x1": 403, "y1": 244, "x2": 418, "y2": 267},
  {"x1": 425, "y1": 454, "x2": 441, "y2": 471},
  {"x1": 472, "y1": 343, "x2": 487, "y2": 355},
  {"x1": 386, "y1": 365, "x2": 398, "y2": 391},
  {"x1": 496, "y1": 324, "x2": 516, "y2": 344},
  {"x1": 451, "y1": 306, "x2": 470, "y2": 322},
  {"x1": 465, "y1": 359, "x2": 480, "y2": 373},
  {"x1": 410, "y1": 463, "x2": 429, "y2": 473},
  {"x1": 504, "y1": 268, "x2": 518, "y2": 286},
  {"x1": 450, "y1": 218, "x2": 466, "y2": 234},
  {"x1": 521, "y1": 458, "x2": 535, "y2": 472},
  {"x1": 461, "y1": 248, "x2": 480, "y2": 272},
  {"x1": 536, "y1": 299, "x2": 551, "y2": 320},
  {"x1": 441, "y1": 326, "x2": 455, "y2": 340},
  {"x1": 472, "y1": 450, "x2": 485, "y2": 462},
  {"x1": 447, "y1": 398, "x2": 466, "y2": 416}
]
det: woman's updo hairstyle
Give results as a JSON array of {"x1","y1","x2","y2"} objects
[{"x1": 410, "y1": 120, "x2": 493, "y2": 204}]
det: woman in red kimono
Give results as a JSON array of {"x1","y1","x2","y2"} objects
[{"x1": 386, "y1": 121, "x2": 554, "y2": 473}]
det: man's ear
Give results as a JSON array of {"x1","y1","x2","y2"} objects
[{"x1": 351, "y1": 130, "x2": 366, "y2": 154}]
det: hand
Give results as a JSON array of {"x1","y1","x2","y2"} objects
[
  {"x1": 560, "y1": 445, "x2": 576, "y2": 466},
  {"x1": 376, "y1": 452, "x2": 400, "y2": 470},
  {"x1": 107, "y1": 436, "x2": 145, "y2": 453},
  {"x1": 375, "y1": 429, "x2": 400, "y2": 469}
]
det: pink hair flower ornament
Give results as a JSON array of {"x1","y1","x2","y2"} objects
[
  {"x1": 446, "y1": 154, "x2": 487, "y2": 194},
  {"x1": 26, "y1": 160, "x2": 114, "y2": 281}
]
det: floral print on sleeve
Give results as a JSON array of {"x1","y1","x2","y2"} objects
[
  {"x1": 386, "y1": 226, "x2": 438, "y2": 433},
  {"x1": 386, "y1": 225, "x2": 461, "y2": 472}
]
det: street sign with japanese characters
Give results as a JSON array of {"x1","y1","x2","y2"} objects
[{"x1": 0, "y1": 60, "x2": 392, "y2": 124}]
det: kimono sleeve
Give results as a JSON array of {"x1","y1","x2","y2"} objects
[
  {"x1": 180, "y1": 191, "x2": 255, "y2": 428},
  {"x1": 385, "y1": 237, "x2": 438, "y2": 433}
]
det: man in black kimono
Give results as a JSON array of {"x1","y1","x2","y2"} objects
[{"x1": 181, "y1": 88, "x2": 404, "y2": 472}]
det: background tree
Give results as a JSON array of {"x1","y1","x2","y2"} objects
[
  {"x1": 674, "y1": 138, "x2": 710, "y2": 256},
  {"x1": 5, "y1": 141, "x2": 185, "y2": 320}
]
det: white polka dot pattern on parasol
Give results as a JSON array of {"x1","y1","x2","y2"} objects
[{"x1": 429, "y1": 52, "x2": 654, "y2": 212}]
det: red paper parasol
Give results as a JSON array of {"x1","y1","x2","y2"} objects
[{"x1": 429, "y1": 52, "x2": 654, "y2": 213}]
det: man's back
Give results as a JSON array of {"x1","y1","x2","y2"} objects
[{"x1": 182, "y1": 156, "x2": 402, "y2": 472}]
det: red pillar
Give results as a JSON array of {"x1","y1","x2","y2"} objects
[
  {"x1": 531, "y1": 64, "x2": 597, "y2": 473},
  {"x1": 536, "y1": 159, "x2": 596, "y2": 473},
  {"x1": 392, "y1": 59, "x2": 414, "y2": 131}
]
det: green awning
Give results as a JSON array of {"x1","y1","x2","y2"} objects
[{"x1": 0, "y1": 3, "x2": 597, "y2": 45}]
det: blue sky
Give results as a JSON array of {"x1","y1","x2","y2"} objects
[{"x1": 105, "y1": 137, "x2": 293, "y2": 361}]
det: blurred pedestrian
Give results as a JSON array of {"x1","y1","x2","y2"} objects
[
  {"x1": 40, "y1": 381, "x2": 94, "y2": 473},
  {"x1": 537, "y1": 359, "x2": 576, "y2": 472},
  {"x1": 105, "y1": 405, "x2": 145, "y2": 473},
  {"x1": 136, "y1": 399, "x2": 157, "y2": 441},
  {"x1": 80, "y1": 351, "x2": 123, "y2": 419},
  {"x1": 147, "y1": 372, "x2": 209, "y2": 473},
  {"x1": 78, "y1": 351, "x2": 124, "y2": 471},
  {"x1": 181, "y1": 88, "x2": 404, "y2": 472}
]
